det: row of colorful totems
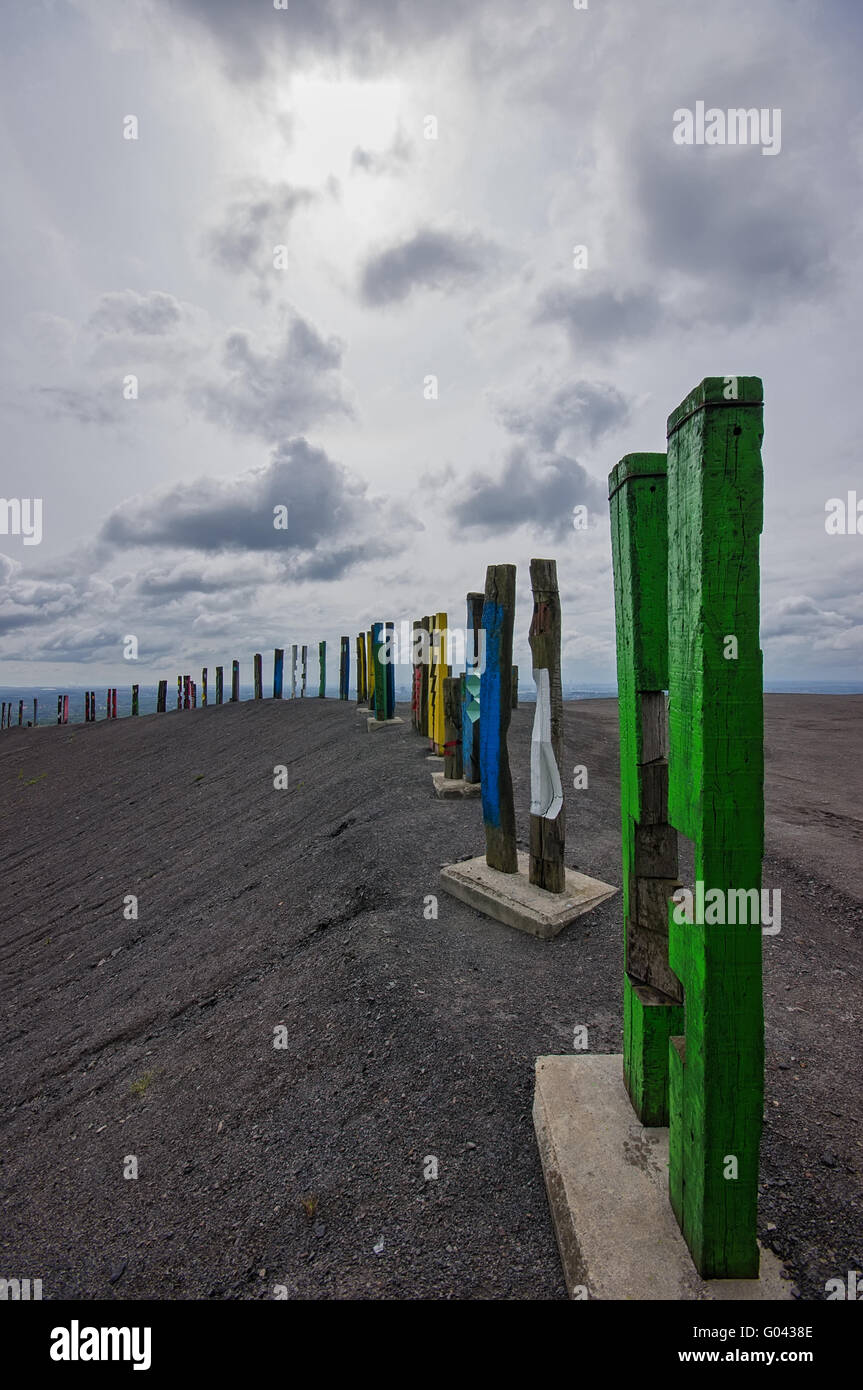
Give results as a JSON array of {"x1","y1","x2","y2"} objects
[{"x1": 609, "y1": 376, "x2": 765, "y2": 1279}]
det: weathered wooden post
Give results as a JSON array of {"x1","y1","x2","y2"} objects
[
  {"x1": 1, "y1": 702, "x2": 6, "y2": 729},
  {"x1": 463, "y1": 593, "x2": 483, "y2": 782},
  {"x1": 480, "y1": 567, "x2": 517, "y2": 872},
  {"x1": 131, "y1": 684, "x2": 139, "y2": 717},
  {"x1": 201, "y1": 668, "x2": 208, "y2": 706},
  {"x1": 318, "y1": 641, "x2": 326, "y2": 697},
  {"x1": 273, "y1": 648, "x2": 284, "y2": 699},
  {"x1": 157, "y1": 680, "x2": 167, "y2": 713},
  {"x1": 231, "y1": 660, "x2": 239, "y2": 702},
  {"x1": 57, "y1": 695, "x2": 63, "y2": 725},
  {"x1": 385, "y1": 622, "x2": 396, "y2": 717},
  {"x1": 420, "y1": 616, "x2": 431, "y2": 736},
  {"x1": 18, "y1": 699, "x2": 23, "y2": 726},
  {"x1": 665, "y1": 377, "x2": 765, "y2": 1278},
  {"x1": 429, "y1": 612, "x2": 449, "y2": 754},
  {"x1": 366, "y1": 630, "x2": 375, "y2": 709},
  {"x1": 609, "y1": 453, "x2": 681, "y2": 1129},
  {"x1": 291, "y1": 645, "x2": 297, "y2": 698},
  {"x1": 111, "y1": 689, "x2": 117, "y2": 719},
  {"x1": 215, "y1": 667, "x2": 223, "y2": 705},
  {"x1": 85, "y1": 691, "x2": 91, "y2": 722},
  {"x1": 191, "y1": 681, "x2": 197, "y2": 708},
  {"x1": 528, "y1": 560, "x2": 565, "y2": 892},
  {"x1": 339, "y1": 636, "x2": 349, "y2": 700},
  {"x1": 184, "y1": 676, "x2": 191, "y2": 710},
  {"x1": 254, "y1": 653, "x2": 263, "y2": 699},
  {"x1": 356, "y1": 635, "x2": 366, "y2": 703},
  {"x1": 177, "y1": 677, "x2": 182, "y2": 710},
  {"x1": 443, "y1": 676, "x2": 463, "y2": 779},
  {"x1": 511, "y1": 667, "x2": 519, "y2": 709},
  {"x1": 411, "y1": 620, "x2": 421, "y2": 728},
  {"x1": 33, "y1": 698, "x2": 37, "y2": 726},
  {"x1": 301, "y1": 645, "x2": 307, "y2": 697},
  {"x1": 372, "y1": 623, "x2": 386, "y2": 720}
]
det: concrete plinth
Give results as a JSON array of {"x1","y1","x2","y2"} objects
[
  {"x1": 439, "y1": 852, "x2": 616, "y2": 938},
  {"x1": 431, "y1": 773, "x2": 482, "y2": 799},
  {"x1": 533, "y1": 1054, "x2": 790, "y2": 1300},
  {"x1": 366, "y1": 716, "x2": 404, "y2": 731}
]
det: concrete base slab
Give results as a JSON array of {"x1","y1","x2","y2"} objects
[
  {"x1": 431, "y1": 772, "x2": 482, "y2": 799},
  {"x1": 439, "y1": 852, "x2": 617, "y2": 939},
  {"x1": 533, "y1": 1054, "x2": 791, "y2": 1300},
  {"x1": 366, "y1": 716, "x2": 404, "y2": 731}
]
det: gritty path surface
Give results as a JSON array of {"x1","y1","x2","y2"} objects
[{"x1": 1, "y1": 695, "x2": 861, "y2": 1300}]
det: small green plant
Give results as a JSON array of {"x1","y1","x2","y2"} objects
[
  {"x1": 300, "y1": 1194, "x2": 319, "y2": 1222},
  {"x1": 129, "y1": 1071, "x2": 156, "y2": 1097}
]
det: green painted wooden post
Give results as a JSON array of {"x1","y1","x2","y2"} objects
[
  {"x1": 131, "y1": 684, "x2": 139, "y2": 717},
  {"x1": 609, "y1": 454, "x2": 682, "y2": 1128},
  {"x1": 201, "y1": 668, "x2": 208, "y2": 706},
  {"x1": 666, "y1": 377, "x2": 765, "y2": 1278},
  {"x1": 318, "y1": 641, "x2": 326, "y2": 697},
  {"x1": 215, "y1": 667, "x2": 223, "y2": 705}
]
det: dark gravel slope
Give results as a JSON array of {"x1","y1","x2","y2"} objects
[{"x1": 0, "y1": 695, "x2": 860, "y2": 1299}]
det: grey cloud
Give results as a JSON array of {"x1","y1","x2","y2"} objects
[
  {"x1": 451, "y1": 444, "x2": 607, "y2": 540},
  {"x1": 351, "y1": 128, "x2": 413, "y2": 177},
  {"x1": 360, "y1": 228, "x2": 500, "y2": 306},
  {"x1": 162, "y1": 0, "x2": 480, "y2": 80},
  {"x1": 36, "y1": 386, "x2": 122, "y2": 427},
  {"x1": 535, "y1": 283, "x2": 666, "y2": 352},
  {"x1": 89, "y1": 290, "x2": 183, "y2": 337},
  {"x1": 207, "y1": 182, "x2": 316, "y2": 291},
  {"x1": 493, "y1": 378, "x2": 633, "y2": 452},
  {"x1": 100, "y1": 436, "x2": 412, "y2": 581},
  {"x1": 196, "y1": 315, "x2": 353, "y2": 439}
]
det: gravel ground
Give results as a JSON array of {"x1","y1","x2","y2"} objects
[{"x1": 1, "y1": 694, "x2": 860, "y2": 1300}]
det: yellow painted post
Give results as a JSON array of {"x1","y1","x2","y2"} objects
[{"x1": 431, "y1": 611, "x2": 449, "y2": 753}]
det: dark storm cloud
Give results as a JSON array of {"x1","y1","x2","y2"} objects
[
  {"x1": 195, "y1": 315, "x2": 353, "y2": 439},
  {"x1": 360, "y1": 228, "x2": 499, "y2": 306},
  {"x1": 99, "y1": 436, "x2": 412, "y2": 581},
  {"x1": 534, "y1": 283, "x2": 666, "y2": 352},
  {"x1": 451, "y1": 445, "x2": 607, "y2": 540}
]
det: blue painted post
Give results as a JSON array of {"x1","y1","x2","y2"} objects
[
  {"x1": 463, "y1": 592, "x2": 483, "y2": 782},
  {"x1": 480, "y1": 564, "x2": 517, "y2": 872},
  {"x1": 274, "y1": 648, "x2": 284, "y2": 699},
  {"x1": 231, "y1": 660, "x2": 239, "y2": 702}
]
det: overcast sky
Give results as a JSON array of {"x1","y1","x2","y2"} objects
[{"x1": 1, "y1": 0, "x2": 861, "y2": 688}]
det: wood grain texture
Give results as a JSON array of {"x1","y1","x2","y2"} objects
[
  {"x1": 666, "y1": 376, "x2": 764, "y2": 1278},
  {"x1": 480, "y1": 565, "x2": 517, "y2": 873},
  {"x1": 528, "y1": 559, "x2": 565, "y2": 892}
]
